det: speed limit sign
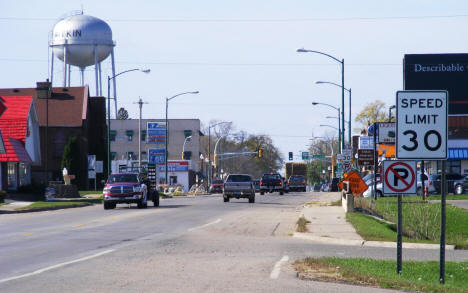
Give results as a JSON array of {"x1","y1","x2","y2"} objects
[{"x1": 396, "y1": 91, "x2": 447, "y2": 159}]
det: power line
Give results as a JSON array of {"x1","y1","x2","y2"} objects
[{"x1": 1, "y1": 14, "x2": 468, "y2": 22}]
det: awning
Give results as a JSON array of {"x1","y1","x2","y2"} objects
[
  {"x1": 448, "y1": 148, "x2": 468, "y2": 160},
  {"x1": 110, "y1": 130, "x2": 117, "y2": 135},
  {"x1": 126, "y1": 130, "x2": 134, "y2": 136}
]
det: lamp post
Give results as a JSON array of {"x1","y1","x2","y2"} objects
[
  {"x1": 207, "y1": 121, "x2": 231, "y2": 186},
  {"x1": 312, "y1": 102, "x2": 341, "y2": 153},
  {"x1": 182, "y1": 135, "x2": 192, "y2": 159},
  {"x1": 298, "y1": 48, "x2": 345, "y2": 150},
  {"x1": 165, "y1": 91, "x2": 199, "y2": 185},
  {"x1": 316, "y1": 80, "x2": 351, "y2": 146},
  {"x1": 107, "y1": 68, "x2": 150, "y2": 177}
]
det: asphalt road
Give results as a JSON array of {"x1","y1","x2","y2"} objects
[{"x1": 1, "y1": 192, "x2": 467, "y2": 292}]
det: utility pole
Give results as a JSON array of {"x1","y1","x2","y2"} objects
[{"x1": 134, "y1": 97, "x2": 148, "y2": 171}]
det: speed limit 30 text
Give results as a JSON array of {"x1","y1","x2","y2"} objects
[{"x1": 401, "y1": 98, "x2": 443, "y2": 124}]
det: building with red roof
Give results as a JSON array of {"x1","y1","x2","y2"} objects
[
  {"x1": 0, "y1": 96, "x2": 41, "y2": 190},
  {"x1": 0, "y1": 82, "x2": 106, "y2": 189}
]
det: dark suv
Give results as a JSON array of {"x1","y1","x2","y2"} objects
[
  {"x1": 432, "y1": 173, "x2": 468, "y2": 195},
  {"x1": 329, "y1": 177, "x2": 340, "y2": 192}
]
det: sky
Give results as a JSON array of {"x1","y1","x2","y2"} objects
[{"x1": 2, "y1": 0, "x2": 468, "y2": 162}]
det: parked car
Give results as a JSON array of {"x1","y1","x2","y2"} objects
[
  {"x1": 430, "y1": 173, "x2": 466, "y2": 194},
  {"x1": 320, "y1": 183, "x2": 329, "y2": 192},
  {"x1": 328, "y1": 177, "x2": 340, "y2": 192},
  {"x1": 313, "y1": 183, "x2": 322, "y2": 192},
  {"x1": 362, "y1": 181, "x2": 382, "y2": 198},
  {"x1": 223, "y1": 174, "x2": 255, "y2": 203},
  {"x1": 209, "y1": 179, "x2": 224, "y2": 193}
]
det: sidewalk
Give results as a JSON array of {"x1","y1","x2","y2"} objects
[{"x1": 294, "y1": 192, "x2": 455, "y2": 250}]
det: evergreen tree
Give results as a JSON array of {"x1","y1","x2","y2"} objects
[{"x1": 61, "y1": 136, "x2": 81, "y2": 185}]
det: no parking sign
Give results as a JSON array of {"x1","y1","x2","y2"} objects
[{"x1": 383, "y1": 160, "x2": 417, "y2": 195}]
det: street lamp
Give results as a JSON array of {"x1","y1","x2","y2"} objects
[
  {"x1": 165, "y1": 91, "x2": 199, "y2": 185},
  {"x1": 107, "y1": 68, "x2": 150, "y2": 177},
  {"x1": 316, "y1": 80, "x2": 351, "y2": 146},
  {"x1": 182, "y1": 135, "x2": 192, "y2": 159},
  {"x1": 207, "y1": 121, "x2": 231, "y2": 185},
  {"x1": 312, "y1": 102, "x2": 341, "y2": 153},
  {"x1": 298, "y1": 48, "x2": 345, "y2": 151}
]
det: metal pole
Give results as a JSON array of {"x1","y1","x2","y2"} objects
[
  {"x1": 348, "y1": 88, "x2": 351, "y2": 146},
  {"x1": 440, "y1": 160, "x2": 446, "y2": 284},
  {"x1": 208, "y1": 127, "x2": 211, "y2": 186},
  {"x1": 107, "y1": 76, "x2": 111, "y2": 177},
  {"x1": 138, "y1": 98, "x2": 142, "y2": 171},
  {"x1": 397, "y1": 193, "x2": 402, "y2": 274},
  {"x1": 337, "y1": 108, "x2": 341, "y2": 154},
  {"x1": 341, "y1": 59, "x2": 345, "y2": 149},
  {"x1": 373, "y1": 124, "x2": 378, "y2": 200},
  {"x1": 165, "y1": 97, "x2": 169, "y2": 185}
]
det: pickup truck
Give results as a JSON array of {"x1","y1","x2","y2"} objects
[
  {"x1": 103, "y1": 172, "x2": 159, "y2": 209},
  {"x1": 260, "y1": 173, "x2": 284, "y2": 195},
  {"x1": 287, "y1": 175, "x2": 307, "y2": 192},
  {"x1": 223, "y1": 174, "x2": 255, "y2": 203}
]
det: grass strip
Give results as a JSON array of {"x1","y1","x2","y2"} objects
[
  {"x1": 296, "y1": 216, "x2": 310, "y2": 233},
  {"x1": 355, "y1": 197, "x2": 468, "y2": 249},
  {"x1": 346, "y1": 212, "x2": 436, "y2": 244},
  {"x1": 294, "y1": 257, "x2": 468, "y2": 293},
  {"x1": 18, "y1": 201, "x2": 93, "y2": 210},
  {"x1": 79, "y1": 190, "x2": 102, "y2": 196}
]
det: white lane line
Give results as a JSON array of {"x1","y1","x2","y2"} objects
[
  {"x1": 0, "y1": 249, "x2": 115, "y2": 284},
  {"x1": 188, "y1": 218, "x2": 222, "y2": 231},
  {"x1": 270, "y1": 255, "x2": 289, "y2": 279}
]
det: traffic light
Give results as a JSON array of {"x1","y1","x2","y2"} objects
[
  {"x1": 258, "y1": 149, "x2": 263, "y2": 158},
  {"x1": 288, "y1": 152, "x2": 293, "y2": 161}
]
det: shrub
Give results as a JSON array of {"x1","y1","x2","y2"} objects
[{"x1": 0, "y1": 190, "x2": 6, "y2": 203}]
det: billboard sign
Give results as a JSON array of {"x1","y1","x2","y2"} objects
[
  {"x1": 404, "y1": 54, "x2": 468, "y2": 115},
  {"x1": 147, "y1": 122, "x2": 166, "y2": 144},
  {"x1": 359, "y1": 136, "x2": 374, "y2": 150}
]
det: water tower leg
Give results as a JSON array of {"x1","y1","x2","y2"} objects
[
  {"x1": 63, "y1": 46, "x2": 67, "y2": 87},
  {"x1": 98, "y1": 62, "x2": 103, "y2": 96},
  {"x1": 111, "y1": 48, "x2": 117, "y2": 118},
  {"x1": 68, "y1": 64, "x2": 71, "y2": 87},
  {"x1": 50, "y1": 50, "x2": 54, "y2": 86},
  {"x1": 94, "y1": 45, "x2": 99, "y2": 96},
  {"x1": 80, "y1": 68, "x2": 85, "y2": 86}
]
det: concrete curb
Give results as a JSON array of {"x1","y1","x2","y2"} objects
[{"x1": 293, "y1": 232, "x2": 455, "y2": 250}]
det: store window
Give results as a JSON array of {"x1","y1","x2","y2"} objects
[
  {"x1": 437, "y1": 160, "x2": 461, "y2": 174},
  {"x1": 126, "y1": 130, "x2": 134, "y2": 141},
  {"x1": 111, "y1": 152, "x2": 117, "y2": 160},
  {"x1": 127, "y1": 152, "x2": 134, "y2": 160},
  {"x1": 141, "y1": 151, "x2": 147, "y2": 160},
  {"x1": 54, "y1": 130, "x2": 66, "y2": 158},
  {"x1": 110, "y1": 130, "x2": 117, "y2": 142}
]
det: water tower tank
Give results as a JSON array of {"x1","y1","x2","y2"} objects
[{"x1": 51, "y1": 14, "x2": 114, "y2": 68}]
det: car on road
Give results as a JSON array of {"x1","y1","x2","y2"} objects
[
  {"x1": 252, "y1": 179, "x2": 261, "y2": 193},
  {"x1": 287, "y1": 175, "x2": 307, "y2": 192},
  {"x1": 259, "y1": 173, "x2": 285, "y2": 195},
  {"x1": 320, "y1": 183, "x2": 329, "y2": 192},
  {"x1": 313, "y1": 183, "x2": 322, "y2": 192},
  {"x1": 209, "y1": 179, "x2": 224, "y2": 193},
  {"x1": 223, "y1": 174, "x2": 255, "y2": 203},
  {"x1": 328, "y1": 177, "x2": 340, "y2": 192},
  {"x1": 103, "y1": 172, "x2": 149, "y2": 209}
]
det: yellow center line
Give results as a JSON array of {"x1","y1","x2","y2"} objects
[
  {"x1": 74, "y1": 224, "x2": 85, "y2": 228},
  {"x1": 22, "y1": 232, "x2": 33, "y2": 236}
]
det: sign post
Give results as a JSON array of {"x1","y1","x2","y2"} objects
[
  {"x1": 396, "y1": 90, "x2": 448, "y2": 282},
  {"x1": 383, "y1": 160, "x2": 417, "y2": 275}
]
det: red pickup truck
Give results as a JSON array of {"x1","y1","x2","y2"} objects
[{"x1": 103, "y1": 172, "x2": 155, "y2": 210}]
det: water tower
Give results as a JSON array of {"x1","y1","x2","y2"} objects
[{"x1": 49, "y1": 12, "x2": 117, "y2": 108}]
